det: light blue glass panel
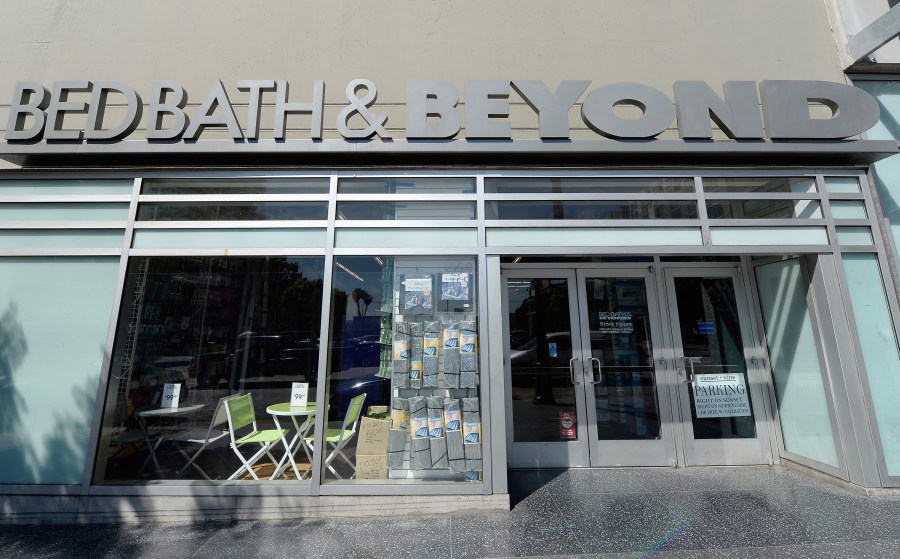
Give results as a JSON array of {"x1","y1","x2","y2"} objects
[
  {"x1": 824, "y1": 177, "x2": 861, "y2": 194},
  {"x1": 0, "y1": 204, "x2": 130, "y2": 222},
  {"x1": 857, "y1": 82, "x2": 900, "y2": 264},
  {"x1": 0, "y1": 180, "x2": 133, "y2": 196},
  {"x1": 0, "y1": 230, "x2": 124, "y2": 249},
  {"x1": 486, "y1": 227, "x2": 701, "y2": 247},
  {"x1": 710, "y1": 227, "x2": 828, "y2": 246},
  {"x1": 0, "y1": 257, "x2": 119, "y2": 484},
  {"x1": 755, "y1": 259, "x2": 838, "y2": 467},
  {"x1": 830, "y1": 201, "x2": 867, "y2": 220},
  {"x1": 842, "y1": 253, "x2": 900, "y2": 476},
  {"x1": 334, "y1": 228, "x2": 477, "y2": 248},
  {"x1": 836, "y1": 227, "x2": 874, "y2": 246},
  {"x1": 132, "y1": 228, "x2": 326, "y2": 249}
]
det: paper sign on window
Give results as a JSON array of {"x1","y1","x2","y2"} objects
[
  {"x1": 691, "y1": 374, "x2": 751, "y2": 417},
  {"x1": 291, "y1": 382, "x2": 309, "y2": 406},
  {"x1": 161, "y1": 383, "x2": 181, "y2": 409}
]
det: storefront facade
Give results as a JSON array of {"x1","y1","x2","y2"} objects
[{"x1": 4, "y1": 0, "x2": 900, "y2": 521}]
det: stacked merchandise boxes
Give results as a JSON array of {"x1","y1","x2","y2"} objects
[{"x1": 384, "y1": 271, "x2": 481, "y2": 481}]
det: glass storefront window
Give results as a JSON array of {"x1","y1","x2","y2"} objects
[
  {"x1": 702, "y1": 177, "x2": 816, "y2": 194},
  {"x1": 486, "y1": 201, "x2": 697, "y2": 220},
  {"x1": 141, "y1": 178, "x2": 329, "y2": 195},
  {"x1": 137, "y1": 202, "x2": 329, "y2": 221},
  {"x1": 338, "y1": 178, "x2": 475, "y2": 194},
  {"x1": 706, "y1": 200, "x2": 822, "y2": 219},
  {"x1": 337, "y1": 202, "x2": 476, "y2": 221},
  {"x1": 95, "y1": 256, "x2": 325, "y2": 483},
  {"x1": 755, "y1": 258, "x2": 838, "y2": 467},
  {"x1": 484, "y1": 177, "x2": 694, "y2": 193},
  {"x1": 324, "y1": 256, "x2": 481, "y2": 483}
]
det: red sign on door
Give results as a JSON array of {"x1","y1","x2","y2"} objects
[{"x1": 559, "y1": 411, "x2": 577, "y2": 439}]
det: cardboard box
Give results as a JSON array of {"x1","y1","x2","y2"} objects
[
  {"x1": 356, "y1": 454, "x2": 389, "y2": 479},
  {"x1": 357, "y1": 416, "x2": 390, "y2": 455},
  {"x1": 356, "y1": 416, "x2": 391, "y2": 479}
]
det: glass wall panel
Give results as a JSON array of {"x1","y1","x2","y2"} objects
[
  {"x1": 823, "y1": 177, "x2": 861, "y2": 194},
  {"x1": 0, "y1": 257, "x2": 119, "y2": 484},
  {"x1": 754, "y1": 259, "x2": 838, "y2": 467},
  {"x1": 486, "y1": 227, "x2": 702, "y2": 247},
  {"x1": 132, "y1": 229, "x2": 326, "y2": 249},
  {"x1": 842, "y1": 253, "x2": 900, "y2": 476},
  {"x1": 857, "y1": 81, "x2": 900, "y2": 260},
  {"x1": 325, "y1": 256, "x2": 480, "y2": 482},
  {"x1": 337, "y1": 202, "x2": 475, "y2": 221},
  {"x1": 484, "y1": 177, "x2": 694, "y2": 193},
  {"x1": 830, "y1": 200, "x2": 867, "y2": 220},
  {"x1": 0, "y1": 203, "x2": 130, "y2": 222},
  {"x1": 0, "y1": 180, "x2": 133, "y2": 196},
  {"x1": 137, "y1": 202, "x2": 328, "y2": 221},
  {"x1": 338, "y1": 178, "x2": 475, "y2": 194},
  {"x1": 334, "y1": 228, "x2": 477, "y2": 248},
  {"x1": 486, "y1": 201, "x2": 697, "y2": 220},
  {"x1": 0, "y1": 230, "x2": 125, "y2": 249},
  {"x1": 142, "y1": 178, "x2": 329, "y2": 195},
  {"x1": 709, "y1": 227, "x2": 828, "y2": 246},
  {"x1": 702, "y1": 177, "x2": 816, "y2": 194},
  {"x1": 95, "y1": 256, "x2": 325, "y2": 483},
  {"x1": 706, "y1": 200, "x2": 821, "y2": 219},
  {"x1": 836, "y1": 227, "x2": 875, "y2": 246}
]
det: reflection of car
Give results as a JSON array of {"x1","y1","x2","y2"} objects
[
  {"x1": 328, "y1": 373, "x2": 390, "y2": 421},
  {"x1": 190, "y1": 332, "x2": 319, "y2": 388}
]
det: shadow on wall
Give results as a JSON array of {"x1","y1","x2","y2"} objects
[{"x1": 0, "y1": 302, "x2": 30, "y2": 483}]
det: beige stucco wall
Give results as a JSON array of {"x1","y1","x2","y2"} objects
[{"x1": 0, "y1": 0, "x2": 848, "y2": 157}]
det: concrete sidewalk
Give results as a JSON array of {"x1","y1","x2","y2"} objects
[{"x1": 3, "y1": 466, "x2": 900, "y2": 558}]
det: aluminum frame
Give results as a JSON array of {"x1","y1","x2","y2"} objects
[{"x1": 0, "y1": 165, "x2": 897, "y2": 497}]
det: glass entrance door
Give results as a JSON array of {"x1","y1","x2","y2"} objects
[
  {"x1": 503, "y1": 268, "x2": 674, "y2": 467},
  {"x1": 503, "y1": 263, "x2": 774, "y2": 469},
  {"x1": 575, "y1": 270, "x2": 675, "y2": 466},
  {"x1": 503, "y1": 270, "x2": 590, "y2": 467},
  {"x1": 662, "y1": 267, "x2": 772, "y2": 466}
]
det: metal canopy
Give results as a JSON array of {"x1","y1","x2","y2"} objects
[
  {"x1": 850, "y1": 4, "x2": 900, "y2": 65},
  {"x1": 0, "y1": 139, "x2": 896, "y2": 167}
]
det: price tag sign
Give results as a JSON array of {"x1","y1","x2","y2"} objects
[
  {"x1": 161, "y1": 383, "x2": 181, "y2": 409},
  {"x1": 291, "y1": 382, "x2": 309, "y2": 407}
]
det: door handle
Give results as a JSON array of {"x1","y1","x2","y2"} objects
[
  {"x1": 569, "y1": 357, "x2": 582, "y2": 385},
  {"x1": 585, "y1": 357, "x2": 601, "y2": 385}
]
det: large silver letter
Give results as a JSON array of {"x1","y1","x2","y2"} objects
[
  {"x1": 511, "y1": 80, "x2": 590, "y2": 139},
  {"x1": 5, "y1": 81, "x2": 49, "y2": 141},
  {"x1": 147, "y1": 81, "x2": 188, "y2": 140},
  {"x1": 45, "y1": 81, "x2": 91, "y2": 141},
  {"x1": 274, "y1": 80, "x2": 324, "y2": 140},
  {"x1": 84, "y1": 81, "x2": 142, "y2": 141},
  {"x1": 465, "y1": 81, "x2": 511, "y2": 139},
  {"x1": 237, "y1": 80, "x2": 276, "y2": 140},
  {"x1": 674, "y1": 81, "x2": 764, "y2": 140},
  {"x1": 406, "y1": 80, "x2": 461, "y2": 139},
  {"x1": 184, "y1": 80, "x2": 243, "y2": 140},
  {"x1": 581, "y1": 83, "x2": 674, "y2": 139},
  {"x1": 760, "y1": 81, "x2": 881, "y2": 139}
]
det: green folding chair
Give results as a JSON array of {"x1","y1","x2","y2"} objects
[
  {"x1": 305, "y1": 393, "x2": 366, "y2": 479},
  {"x1": 224, "y1": 393, "x2": 287, "y2": 480}
]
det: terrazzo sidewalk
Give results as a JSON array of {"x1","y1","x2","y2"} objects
[{"x1": 3, "y1": 467, "x2": 900, "y2": 558}]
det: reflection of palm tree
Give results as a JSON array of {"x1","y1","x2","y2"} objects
[
  {"x1": 0, "y1": 302, "x2": 30, "y2": 480},
  {"x1": 351, "y1": 288, "x2": 373, "y2": 316}
]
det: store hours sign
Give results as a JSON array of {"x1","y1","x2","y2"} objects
[{"x1": 691, "y1": 374, "x2": 751, "y2": 418}]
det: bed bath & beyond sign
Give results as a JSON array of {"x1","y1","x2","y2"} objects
[{"x1": 4, "y1": 79, "x2": 882, "y2": 144}]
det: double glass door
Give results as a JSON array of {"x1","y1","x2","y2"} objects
[{"x1": 503, "y1": 265, "x2": 772, "y2": 468}]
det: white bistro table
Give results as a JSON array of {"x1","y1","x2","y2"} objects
[{"x1": 266, "y1": 402, "x2": 316, "y2": 480}]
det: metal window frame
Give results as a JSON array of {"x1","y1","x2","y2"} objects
[{"x1": 0, "y1": 166, "x2": 895, "y2": 497}]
